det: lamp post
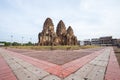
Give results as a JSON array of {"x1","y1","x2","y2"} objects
[
  {"x1": 22, "y1": 37, "x2": 24, "y2": 45},
  {"x1": 30, "y1": 38, "x2": 33, "y2": 45},
  {"x1": 11, "y1": 35, "x2": 13, "y2": 46},
  {"x1": 30, "y1": 38, "x2": 32, "y2": 42}
]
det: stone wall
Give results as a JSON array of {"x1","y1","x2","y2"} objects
[{"x1": 38, "y1": 18, "x2": 78, "y2": 46}]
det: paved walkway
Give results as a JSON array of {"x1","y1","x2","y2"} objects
[{"x1": 0, "y1": 47, "x2": 120, "y2": 80}]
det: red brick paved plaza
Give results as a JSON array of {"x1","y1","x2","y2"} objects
[{"x1": 0, "y1": 47, "x2": 120, "y2": 80}]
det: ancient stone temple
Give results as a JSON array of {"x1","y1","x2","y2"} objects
[
  {"x1": 38, "y1": 18, "x2": 56, "y2": 46},
  {"x1": 66, "y1": 26, "x2": 77, "y2": 45},
  {"x1": 38, "y1": 18, "x2": 78, "y2": 46},
  {"x1": 56, "y1": 20, "x2": 67, "y2": 45}
]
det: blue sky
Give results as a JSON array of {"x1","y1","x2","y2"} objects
[{"x1": 0, "y1": 0, "x2": 120, "y2": 43}]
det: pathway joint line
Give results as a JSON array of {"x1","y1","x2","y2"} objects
[{"x1": 1, "y1": 47, "x2": 118, "y2": 80}]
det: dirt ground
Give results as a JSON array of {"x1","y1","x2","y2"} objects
[
  {"x1": 113, "y1": 47, "x2": 120, "y2": 66},
  {"x1": 6, "y1": 47, "x2": 103, "y2": 65}
]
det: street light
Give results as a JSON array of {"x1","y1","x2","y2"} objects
[
  {"x1": 11, "y1": 35, "x2": 13, "y2": 46},
  {"x1": 30, "y1": 38, "x2": 32, "y2": 42},
  {"x1": 22, "y1": 37, "x2": 24, "y2": 45}
]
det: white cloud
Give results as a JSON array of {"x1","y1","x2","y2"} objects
[{"x1": 0, "y1": 0, "x2": 120, "y2": 42}]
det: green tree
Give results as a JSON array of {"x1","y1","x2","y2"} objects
[
  {"x1": 24, "y1": 42, "x2": 33, "y2": 46},
  {"x1": 12, "y1": 42, "x2": 21, "y2": 46}
]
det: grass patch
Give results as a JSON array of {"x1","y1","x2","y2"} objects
[
  {"x1": 79, "y1": 45, "x2": 101, "y2": 49},
  {"x1": 9, "y1": 45, "x2": 101, "y2": 50}
]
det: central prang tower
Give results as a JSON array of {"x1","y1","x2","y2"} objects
[{"x1": 38, "y1": 18, "x2": 78, "y2": 46}]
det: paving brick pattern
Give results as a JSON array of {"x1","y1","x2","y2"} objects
[
  {"x1": 0, "y1": 53, "x2": 17, "y2": 80},
  {"x1": 64, "y1": 48, "x2": 111, "y2": 80},
  {"x1": 105, "y1": 48, "x2": 120, "y2": 80},
  {"x1": 0, "y1": 49, "x2": 50, "y2": 80},
  {"x1": 6, "y1": 48, "x2": 104, "y2": 65},
  {"x1": 0, "y1": 47, "x2": 120, "y2": 80}
]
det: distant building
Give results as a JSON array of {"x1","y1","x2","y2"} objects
[
  {"x1": 80, "y1": 41, "x2": 84, "y2": 46},
  {"x1": 83, "y1": 36, "x2": 120, "y2": 46},
  {"x1": 112, "y1": 39, "x2": 120, "y2": 47},
  {"x1": 99, "y1": 36, "x2": 113, "y2": 46},
  {"x1": 91, "y1": 38, "x2": 100, "y2": 45},
  {"x1": 112, "y1": 39, "x2": 118, "y2": 46},
  {"x1": 84, "y1": 39, "x2": 91, "y2": 45},
  {"x1": 116, "y1": 39, "x2": 120, "y2": 47},
  {"x1": 117, "y1": 39, "x2": 120, "y2": 44},
  {"x1": 0, "y1": 43, "x2": 5, "y2": 46}
]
